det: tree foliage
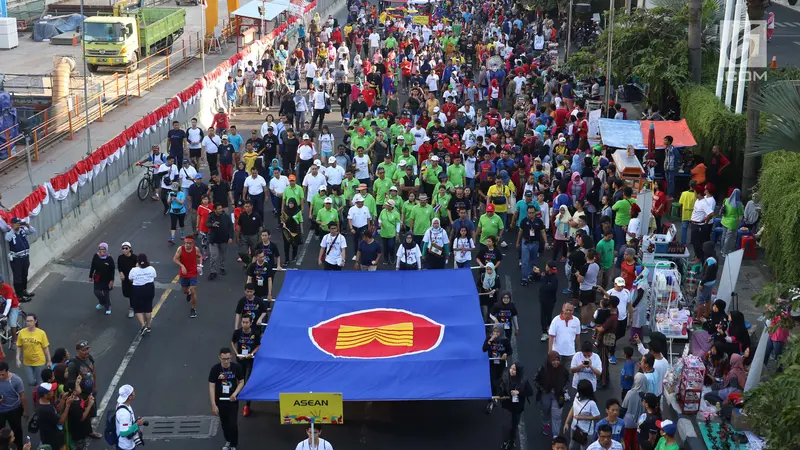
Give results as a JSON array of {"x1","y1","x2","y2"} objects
[
  {"x1": 747, "y1": 81, "x2": 800, "y2": 157},
  {"x1": 564, "y1": 0, "x2": 720, "y2": 106},
  {"x1": 745, "y1": 284, "x2": 800, "y2": 450}
]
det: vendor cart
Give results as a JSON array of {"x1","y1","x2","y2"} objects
[{"x1": 650, "y1": 261, "x2": 691, "y2": 363}]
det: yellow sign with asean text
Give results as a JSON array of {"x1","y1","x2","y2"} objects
[
  {"x1": 412, "y1": 15, "x2": 429, "y2": 25},
  {"x1": 279, "y1": 393, "x2": 344, "y2": 425}
]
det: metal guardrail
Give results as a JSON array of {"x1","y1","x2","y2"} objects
[{"x1": 0, "y1": 30, "x2": 204, "y2": 173}]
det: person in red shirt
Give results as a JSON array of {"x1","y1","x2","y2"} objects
[
  {"x1": 0, "y1": 274, "x2": 20, "y2": 349},
  {"x1": 362, "y1": 83, "x2": 377, "y2": 108},
  {"x1": 197, "y1": 195, "x2": 214, "y2": 260},
  {"x1": 212, "y1": 108, "x2": 230, "y2": 134},
  {"x1": 485, "y1": 107, "x2": 501, "y2": 128},
  {"x1": 418, "y1": 137, "x2": 433, "y2": 162},
  {"x1": 400, "y1": 56, "x2": 412, "y2": 92},
  {"x1": 651, "y1": 182, "x2": 667, "y2": 232},
  {"x1": 575, "y1": 111, "x2": 589, "y2": 149},
  {"x1": 331, "y1": 27, "x2": 343, "y2": 46},
  {"x1": 442, "y1": 97, "x2": 458, "y2": 122},
  {"x1": 553, "y1": 103, "x2": 569, "y2": 130}
]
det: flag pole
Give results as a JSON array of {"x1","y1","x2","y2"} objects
[{"x1": 200, "y1": 0, "x2": 207, "y2": 74}]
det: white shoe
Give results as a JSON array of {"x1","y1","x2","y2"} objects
[
  {"x1": 352, "y1": 255, "x2": 357, "y2": 261},
  {"x1": 128, "y1": 308, "x2": 134, "y2": 319},
  {"x1": 223, "y1": 442, "x2": 230, "y2": 450},
  {"x1": 540, "y1": 333, "x2": 549, "y2": 342},
  {"x1": 500, "y1": 241, "x2": 508, "y2": 248}
]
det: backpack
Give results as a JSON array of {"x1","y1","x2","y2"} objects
[{"x1": 104, "y1": 405, "x2": 129, "y2": 445}]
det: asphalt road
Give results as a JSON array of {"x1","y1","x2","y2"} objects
[
  {"x1": 765, "y1": 3, "x2": 800, "y2": 68},
  {"x1": 14, "y1": 9, "x2": 635, "y2": 450}
]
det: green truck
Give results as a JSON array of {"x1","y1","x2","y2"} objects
[{"x1": 83, "y1": 7, "x2": 187, "y2": 72}]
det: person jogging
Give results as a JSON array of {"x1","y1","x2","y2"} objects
[{"x1": 173, "y1": 236, "x2": 202, "y2": 318}]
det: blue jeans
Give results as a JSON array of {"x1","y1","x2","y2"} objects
[
  {"x1": 269, "y1": 192, "x2": 281, "y2": 214},
  {"x1": 764, "y1": 339, "x2": 785, "y2": 368},
  {"x1": 682, "y1": 220, "x2": 690, "y2": 245},
  {"x1": 614, "y1": 224, "x2": 625, "y2": 250},
  {"x1": 520, "y1": 241, "x2": 540, "y2": 280},
  {"x1": 665, "y1": 170, "x2": 677, "y2": 197}
]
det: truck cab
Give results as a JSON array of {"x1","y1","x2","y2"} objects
[{"x1": 84, "y1": 16, "x2": 140, "y2": 71}]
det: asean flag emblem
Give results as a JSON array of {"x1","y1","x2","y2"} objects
[{"x1": 308, "y1": 308, "x2": 445, "y2": 359}]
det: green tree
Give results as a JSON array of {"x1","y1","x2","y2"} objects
[{"x1": 744, "y1": 284, "x2": 800, "y2": 450}]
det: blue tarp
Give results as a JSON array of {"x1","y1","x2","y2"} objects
[
  {"x1": 598, "y1": 118, "x2": 646, "y2": 149},
  {"x1": 33, "y1": 14, "x2": 85, "y2": 41},
  {"x1": 239, "y1": 270, "x2": 491, "y2": 402}
]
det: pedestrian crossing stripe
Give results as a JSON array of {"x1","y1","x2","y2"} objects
[{"x1": 774, "y1": 22, "x2": 800, "y2": 27}]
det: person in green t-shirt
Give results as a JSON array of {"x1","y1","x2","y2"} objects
[
  {"x1": 373, "y1": 167, "x2": 393, "y2": 213},
  {"x1": 432, "y1": 184, "x2": 452, "y2": 223},
  {"x1": 720, "y1": 188, "x2": 744, "y2": 256},
  {"x1": 309, "y1": 186, "x2": 328, "y2": 220},
  {"x1": 357, "y1": 184, "x2": 377, "y2": 217},
  {"x1": 282, "y1": 175, "x2": 305, "y2": 214},
  {"x1": 653, "y1": 420, "x2": 679, "y2": 450},
  {"x1": 447, "y1": 155, "x2": 467, "y2": 187},
  {"x1": 386, "y1": 186, "x2": 403, "y2": 213},
  {"x1": 511, "y1": 190, "x2": 539, "y2": 228},
  {"x1": 409, "y1": 193, "x2": 434, "y2": 242},
  {"x1": 397, "y1": 146, "x2": 417, "y2": 173},
  {"x1": 401, "y1": 192, "x2": 418, "y2": 230},
  {"x1": 342, "y1": 170, "x2": 359, "y2": 203},
  {"x1": 377, "y1": 154, "x2": 398, "y2": 182},
  {"x1": 389, "y1": 122, "x2": 405, "y2": 140},
  {"x1": 477, "y1": 205, "x2": 505, "y2": 247},
  {"x1": 378, "y1": 199, "x2": 401, "y2": 264},
  {"x1": 433, "y1": 172, "x2": 455, "y2": 195},
  {"x1": 611, "y1": 186, "x2": 635, "y2": 249},
  {"x1": 595, "y1": 229, "x2": 615, "y2": 288},
  {"x1": 422, "y1": 156, "x2": 443, "y2": 196},
  {"x1": 316, "y1": 198, "x2": 339, "y2": 234}
]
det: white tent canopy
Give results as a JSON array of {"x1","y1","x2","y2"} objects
[{"x1": 231, "y1": 0, "x2": 290, "y2": 21}]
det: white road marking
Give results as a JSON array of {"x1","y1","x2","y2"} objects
[
  {"x1": 506, "y1": 275, "x2": 527, "y2": 450},
  {"x1": 294, "y1": 231, "x2": 315, "y2": 266},
  {"x1": 31, "y1": 263, "x2": 179, "y2": 290}
]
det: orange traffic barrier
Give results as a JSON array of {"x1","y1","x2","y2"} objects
[{"x1": 771, "y1": 55, "x2": 777, "y2": 69}]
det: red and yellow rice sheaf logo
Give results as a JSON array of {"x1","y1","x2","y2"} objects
[{"x1": 309, "y1": 308, "x2": 445, "y2": 359}]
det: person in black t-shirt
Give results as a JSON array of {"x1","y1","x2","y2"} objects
[
  {"x1": 36, "y1": 383, "x2": 69, "y2": 450},
  {"x1": 247, "y1": 131, "x2": 264, "y2": 154},
  {"x1": 68, "y1": 378, "x2": 95, "y2": 450},
  {"x1": 256, "y1": 229, "x2": 281, "y2": 269},
  {"x1": 234, "y1": 283, "x2": 267, "y2": 328},
  {"x1": 168, "y1": 121, "x2": 187, "y2": 167},
  {"x1": 282, "y1": 131, "x2": 300, "y2": 174},
  {"x1": 517, "y1": 207, "x2": 549, "y2": 286},
  {"x1": 231, "y1": 316, "x2": 261, "y2": 418},
  {"x1": 208, "y1": 348, "x2": 244, "y2": 450},
  {"x1": 482, "y1": 324, "x2": 512, "y2": 413},
  {"x1": 447, "y1": 187, "x2": 470, "y2": 222},
  {"x1": 476, "y1": 236, "x2": 504, "y2": 270},
  {"x1": 209, "y1": 172, "x2": 232, "y2": 209},
  {"x1": 637, "y1": 393, "x2": 661, "y2": 450},
  {"x1": 246, "y1": 250, "x2": 274, "y2": 301},
  {"x1": 262, "y1": 130, "x2": 279, "y2": 164}
]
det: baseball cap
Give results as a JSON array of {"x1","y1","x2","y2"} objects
[
  {"x1": 10, "y1": 218, "x2": 21, "y2": 224},
  {"x1": 76, "y1": 340, "x2": 90, "y2": 350},
  {"x1": 657, "y1": 420, "x2": 677, "y2": 436},
  {"x1": 397, "y1": 135, "x2": 405, "y2": 140},
  {"x1": 121, "y1": 242, "x2": 132, "y2": 249},
  {"x1": 324, "y1": 197, "x2": 333, "y2": 204},
  {"x1": 559, "y1": 137, "x2": 566, "y2": 143},
  {"x1": 318, "y1": 185, "x2": 327, "y2": 192},
  {"x1": 389, "y1": 185, "x2": 398, "y2": 191},
  {"x1": 328, "y1": 156, "x2": 336, "y2": 164},
  {"x1": 358, "y1": 127, "x2": 366, "y2": 133},
  {"x1": 418, "y1": 193, "x2": 428, "y2": 200},
  {"x1": 194, "y1": 174, "x2": 203, "y2": 179},
  {"x1": 117, "y1": 384, "x2": 134, "y2": 404},
  {"x1": 486, "y1": 203, "x2": 496, "y2": 212},
  {"x1": 524, "y1": 190, "x2": 533, "y2": 197},
  {"x1": 398, "y1": 160, "x2": 407, "y2": 167},
  {"x1": 314, "y1": 159, "x2": 322, "y2": 167},
  {"x1": 221, "y1": 135, "x2": 228, "y2": 140},
  {"x1": 639, "y1": 392, "x2": 659, "y2": 408},
  {"x1": 303, "y1": 134, "x2": 310, "y2": 140},
  {"x1": 430, "y1": 155, "x2": 439, "y2": 161},
  {"x1": 433, "y1": 107, "x2": 440, "y2": 112},
  {"x1": 614, "y1": 277, "x2": 626, "y2": 287},
  {"x1": 353, "y1": 194, "x2": 364, "y2": 202},
  {"x1": 358, "y1": 183, "x2": 368, "y2": 190},
  {"x1": 385, "y1": 199, "x2": 395, "y2": 208},
  {"x1": 183, "y1": 159, "x2": 190, "y2": 164},
  {"x1": 288, "y1": 174, "x2": 296, "y2": 181},
  {"x1": 37, "y1": 383, "x2": 58, "y2": 398}
]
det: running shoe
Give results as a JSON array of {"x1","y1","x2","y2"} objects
[
  {"x1": 128, "y1": 308, "x2": 134, "y2": 319},
  {"x1": 609, "y1": 356, "x2": 617, "y2": 365},
  {"x1": 543, "y1": 423, "x2": 551, "y2": 436},
  {"x1": 105, "y1": 310, "x2": 111, "y2": 315},
  {"x1": 243, "y1": 405, "x2": 251, "y2": 417},
  {"x1": 95, "y1": 304, "x2": 104, "y2": 310},
  {"x1": 540, "y1": 333, "x2": 549, "y2": 342},
  {"x1": 190, "y1": 308, "x2": 197, "y2": 318}
]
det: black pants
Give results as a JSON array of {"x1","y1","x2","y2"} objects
[
  {"x1": 0, "y1": 406, "x2": 24, "y2": 448},
  {"x1": 540, "y1": 295, "x2": 556, "y2": 334},
  {"x1": 352, "y1": 225, "x2": 367, "y2": 252},
  {"x1": 10, "y1": 256, "x2": 30, "y2": 297},
  {"x1": 506, "y1": 410, "x2": 522, "y2": 444},
  {"x1": 691, "y1": 223, "x2": 711, "y2": 260},
  {"x1": 94, "y1": 284, "x2": 111, "y2": 312},
  {"x1": 207, "y1": 153, "x2": 219, "y2": 174},
  {"x1": 298, "y1": 159, "x2": 313, "y2": 179},
  {"x1": 610, "y1": 318, "x2": 627, "y2": 355},
  {"x1": 216, "y1": 400, "x2": 239, "y2": 447},
  {"x1": 250, "y1": 193, "x2": 265, "y2": 225},
  {"x1": 323, "y1": 262, "x2": 342, "y2": 270},
  {"x1": 161, "y1": 191, "x2": 170, "y2": 213},
  {"x1": 283, "y1": 238, "x2": 299, "y2": 262},
  {"x1": 490, "y1": 363, "x2": 505, "y2": 396},
  {"x1": 310, "y1": 108, "x2": 326, "y2": 130},
  {"x1": 426, "y1": 252, "x2": 446, "y2": 269},
  {"x1": 238, "y1": 358, "x2": 254, "y2": 406}
]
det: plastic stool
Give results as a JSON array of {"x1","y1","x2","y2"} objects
[
  {"x1": 670, "y1": 202, "x2": 681, "y2": 218},
  {"x1": 741, "y1": 235, "x2": 757, "y2": 260}
]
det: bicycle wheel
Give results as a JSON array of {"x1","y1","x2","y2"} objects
[
  {"x1": 15, "y1": 310, "x2": 26, "y2": 330},
  {"x1": 137, "y1": 177, "x2": 151, "y2": 201}
]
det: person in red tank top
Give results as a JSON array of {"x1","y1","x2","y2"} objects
[
  {"x1": 197, "y1": 196, "x2": 214, "y2": 259},
  {"x1": 173, "y1": 237, "x2": 202, "y2": 318}
]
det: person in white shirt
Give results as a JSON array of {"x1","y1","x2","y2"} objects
[
  {"x1": 295, "y1": 424, "x2": 334, "y2": 450},
  {"x1": 302, "y1": 163, "x2": 327, "y2": 204},
  {"x1": 201, "y1": 127, "x2": 222, "y2": 173},
  {"x1": 297, "y1": 135, "x2": 317, "y2": 175},
  {"x1": 368, "y1": 31, "x2": 381, "y2": 54},
  {"x1": 512, "y1": 75, "x2": 526, "y2": 95},
  {"x1": 633, "y1": 336, "x2": 670, "y2": 397},
  {"x1": 115, "y1": 385, "x2": 142, "y2": 450},
  {"x1": 128, "y1": 253, "x2": 157, "y2": 333},
  {"x1": 252, "y1": 72, "x2": 268, "y2": 114},
  {"x1": 268, "y1": 169, "x2": 289, "y2": 215},
  {"x1": 586, "y1": 424, "x2": 624, "y2": 450},
  {"x1": 178, "y1": 159, "x2": 198, "y2": 197},
  {"x1": 411, "y1": 125, "x2": 427, "y2": 152},
  {"x1": 570, "y1": 342, "x2": 603, "y2": 391},
  {"x1": 243, "y1": 168, "x2": 268, "y2": 218},
  {"x1": 304, "y1": 61, "x2": 317, "y2": 89},
  {"x1": 626, "y1": 203, "x2": 643, "y2": 243},
  {"x1": 318, "y1": 222, "x2": 346, "y2": 270},
  {"x1": 601, "y1": 278, "x2": 632, "y2": 365},
  {"x1": 433, "y1": 107, "x2": 447, "y2": 125},
  {"x1": 309, "y1": 86, "x2": 330, "y2": 131},
  {"x1": 396, "y1": 232, "x2": 422, "y2": 270},
  {"x1": 324, "y1": 157, "x2": 345, "y2": 189},
  {"x1": 156, "y1": 156, "x2": 179, "y2": 213},
  {"x1": 564, "y1": 380, "x2": 602, "y2": 447},
  {"x1": 501, "y1": 113, "x2": 517, "y2": 133},
  {"x1": 459, "y1": 102, "x2": 476, "y2": 122},
  {"x1": 347, "y1": 194, "x2": 372, "y2": 260},
  {"x1": 426, "y1": 71, "x2": 440, "y2": 92},
  {"x1": 548, "y1": 303, "x2": 582, "y2": 364},
  {"x1": 186, "y1": 119, "x2": 204, "y2": 167}
]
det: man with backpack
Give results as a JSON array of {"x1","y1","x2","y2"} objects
[{"x1": 105, "y1": 384, "x2": 144, "y2": 450}]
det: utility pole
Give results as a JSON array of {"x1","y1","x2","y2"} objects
[
  {"x1": 79, "y1": 0, "x2": 93, "y2": 156},
  {"x1": 603, "y1": 0, "x2": 615, "y2": 109},
  {"x1": 565, "y1": 0, "x2": 573, "y2": 61}
]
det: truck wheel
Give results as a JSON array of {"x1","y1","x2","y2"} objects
[
  {"x1": 165, "y1": 36, "x2": 174, "y2": 55},
  {"x1": 87, "y1": 63, "x2": 98, "y2": 73},
  {"x1": 129, "y1": 52, "x2": 139, "y2": 71}
]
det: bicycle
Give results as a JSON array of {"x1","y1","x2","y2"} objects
[
  {"x1": 136, "y1": 163, "x2": 158, "y2": 201},
  {"x1": 0, "y1": 304, "x2": 27, "y2": 350}
]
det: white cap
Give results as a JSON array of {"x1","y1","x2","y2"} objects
[
  {"x1": 328, "y1": 156, "x2": 337, "y2": 164},
  {"x1": 389, "y1": 185, "x2": 398, "y2": 191},
  {"x1": 433, "y1": 107, "x2": 440, "y2": 112},
  {"x1": 614, "y1": 277, "x2": 626, "y2": 287},
  {"x1": 397, "y1": 135, "x2": 405, "y2": 140},
  {"x1": 314, "y1": 159, "x2": 322, "y2": 166},
  {"x1": 324, "y1": 197, "x2": 333, "y2": 204},
  {"x1": 385, "y1": 199, "x2": 395, "y2": 208},
  {"x1": 303, "y1": 134, "x2": 310, "y2": 140},
  {"x1": 117, "y1": 384, "x2": 134, "y2": 404},
  {"x1": 121, "y1": 241, "x2": 132, "y2": 249},
  {"x1": 318, "y1": 185, "x2": 328, "y2": 192},
  {"x1": 430, "y1": 155, "x2": 439, "y2": 161},
  {"x1": 398, "y1": 160, "x2": 407, "y2": 167},
  {"x1": 353, "y1": 193, "x2": 364, "y2": 202},
  {"x1": 559, "y1": 137, "x2": 566, "y2": 143}
]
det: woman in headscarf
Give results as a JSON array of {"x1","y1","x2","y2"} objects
[
  {"x1": 478, "y1": 262, "x2": 501, "y2": 322},
  {"x1": 620, "y1": 373, "x2": 648, "y2": 450},
  {"x1": 534, "y1": 351, "x2": 569, "y2": 438},
  {"x1": 628, "y1": 266, "x2": 649, "y2": 342},
  {"x1": 281, "y1": 197, "x2": 304, "y2": 264},
  {"x1": 702, "y1": 299, "x2": 729, "y2": 339},
  {"x1": 703, "y1": 342, "x2": 730, "y2": 385},
  {"x1": 720, "y1": 188, "x2": 744, "y2": 256},
  {"x1": 566, "y1": 172, "x2": 586, "y2": 205},
  {"x1": 396, "y1": 232, "x2": 422, "y2": 271},
  {"x1": 269, "y1": 158, "x2": 283, "y2": 175},
  {"x1": 570, "y1": 153, "x2": 583, "y2": 175},
  {"x1": 89, "y1": 243, "x2": 116, "y2": 315},
  {"x1": 738, "y1": 193, "x2": 761, "y2": 248},
  {"x1": 421, "y1": 217, "x2": 450, "y2": 269},
  {"x1": 500, "y1": 363, "x2": 533, "y2": 450},
  {"x1": 128, "y1": 253, "x2": 156, "y2": 335},
  {"x1": 720, "y1": 310, "x2": 751, "y2": 357},
  {"x1": 553, "y1": 205, "x2": 572, "y2": 262},
  {"x1": 704, "y1": 353, "x2": 748, "y2": 405}
]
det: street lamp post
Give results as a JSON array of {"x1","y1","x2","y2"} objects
[
  {"x1": 565, "y1": 0, "x2": 573, "y2": 61},
  {"x1": 79, "y1": 0, "x2": 93, "y2": 156},
  {"x1": 604, "y1": 0, "x2": 615, "y2": 109}
]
